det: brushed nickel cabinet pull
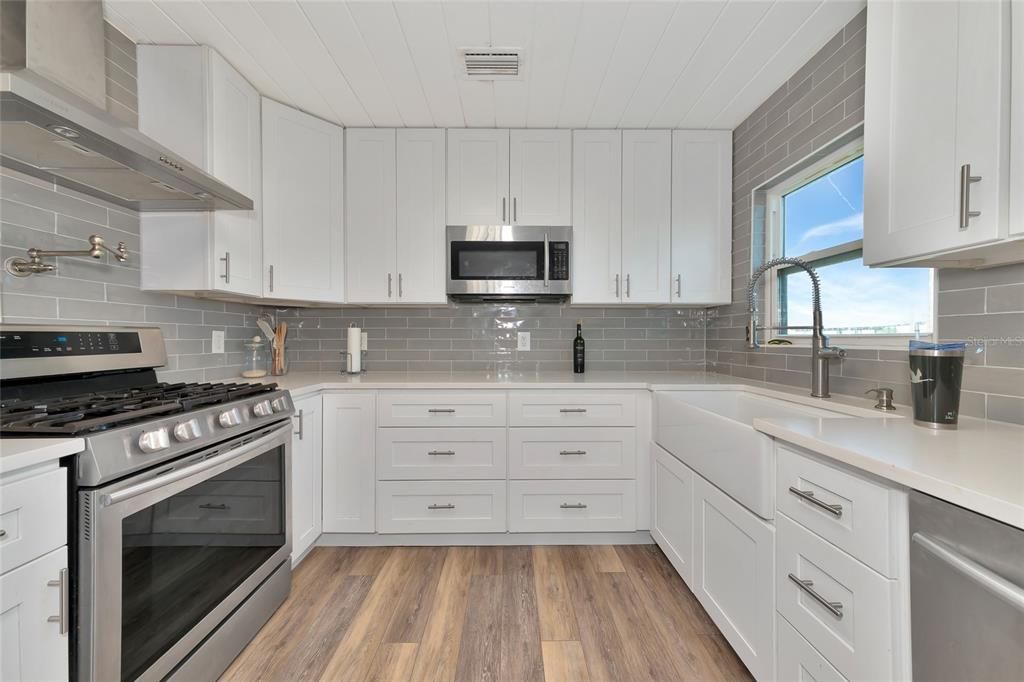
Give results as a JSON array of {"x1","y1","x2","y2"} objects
[
  {"x1": 502, "y1": 197, "x2": 506, "y2": 223},
  {"x1": 268, "y1": 264, "x2": 275, "y2": 292},
  {"x1": 959, "y1": 163, "x2": 982, "y2": 230},
  {"x1": 428, "y1": 408, "x2": 456, "y2": 414},
  {"x1": 559, "y1": 408, "x2": 587, "y2": 413},
  {"x1": 387, "y1": 273, "x2": 393, "y2": 298},
  {"x1": 428, "y1": 450, "x2": 456, "y2": 456},
  {"x1": 559, "y1": 450, "x2": 587, "y2": 456},
  {"x1": 560, "y1": 502, "x2": 588, "y2": 509},
  {"x1": 428, "y1": 503, "x2": 456, "y2": 510},
  {"x1": 788, "y1": 486, "x2": 843, "y2": 517},
  {"x1": 675, "y1": 274, "x2": 682, "y2": 298},
  {"x1": 788, "y1": 573, "x2": 844, "y2": 619},
  {"x1": 626, "y1": 274, "x2": 631, "y2": 298},
  {"x1": 220, "y1": 252, "x2": 230, "y2": 283},
  {"x1": 615, "y1": 274, "x2": 620, "y2": 298},
  {"x1": 294, "y1": 409, "x2": 304, "y2": 440},
  {"x1": 398, "y1": 273, "x2": 403, "y2": 298},
  {"x1": 0, "y1": 529, "x2": 6, "y2": 538},
  {"x1": 47, "y1": 568, "x2": 69, "y2": 634},
  {"x1": 513, "y1": 197, "x2": 517, "y2": 222}
]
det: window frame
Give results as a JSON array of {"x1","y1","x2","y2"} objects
[{"x1": 761, "y1": 139, "x2": 935, "y2": 349}]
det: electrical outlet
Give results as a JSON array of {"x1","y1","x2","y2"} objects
[
  {"x1": 361, "y1": 332, "x2": 368, "y2": 351},
  {"x1": 517, "y1": 331, "x2": 531, "y2": 351},
  {"x1": 211, "y1": 330, "x2": 225, "y2": 354}
]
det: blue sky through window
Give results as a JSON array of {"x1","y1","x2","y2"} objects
[{"x1": 779, "y1": 156, "x2": 933, "y2": 336}]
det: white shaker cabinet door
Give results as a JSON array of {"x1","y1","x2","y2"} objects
[
  {"x1": 651, "y1": 445, "x2": 695, "y2": 587},
  {"x1": 346, "y1": 128, "x2": 398, "y2": 304},
  {"x1": 0, "y1": 547, "x2": 69, "y2": 682},
  {"x1": 864, "y1": 0, "x2": 1011, "y2": 264},
  {"x1": 322, "y1": 393, "x2": 376, "y2": 533},
  {"x1": 621, "y1": 130, "x2": 671, "y2": 303},
  {"x1": 509, "y1": 129, "x2": 572, "y2": 225},
  {"x1": 572, "y1": 130, "x2": 623, "y2": 304},
  {"x1": 397, "y1": 129, "x2": 447, "y2": 303},
  {"x1": 291, "y1": 394, "x2": 322, "y2": 564},
  {"x1": 671, "y1": 130, "x2": 732, "y2": 305},
  {"x1": 446, "y1": 129, "x2": 510, "y2": 225},
  {"x1": 262, "y1": 98, "x2": 345, "y2": 303}
]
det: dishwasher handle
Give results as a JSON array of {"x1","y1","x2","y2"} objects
[{"x1": 912, "y1": 532, "x2": 1024, "y2": 612}]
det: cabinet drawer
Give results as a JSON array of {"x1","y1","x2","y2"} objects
[
  {"x1": 377, "y1": 391, "x2": 506, "y2": 427},
  {"x1": 376, "y1": 428, "x2": 507, "y2": 480},
  {"x1": 776, "y1": 444, "x2": 900, "y2": 577},
  {"x1": 508, "y1": 480, "x2": 636, "y2": 532},
  {"x1": 777, "y1": 614, "x2": 847, "y2": 682},
  {"x1": 376, "y1": 481, "x2": 506, "y2": 533},
  {"x1": 509, "y1": 392, "x2": 636, "y2": 427},
  {"x1": 509, "y1": 427, "x2": 635, "y2": 479},
  {"x1": 777, "y1": 513, "x2": 897, "y2": 681},
  {"x1": 1, "y1": 468, "x2": 67, "y2": 574}
]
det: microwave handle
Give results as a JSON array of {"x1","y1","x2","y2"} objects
[
  {"x1": 543, "y1": 232, "x2": 549, "y2": 288},
  {"x1": 100, "y1": 425, "x2": 288, "y2": 507}
]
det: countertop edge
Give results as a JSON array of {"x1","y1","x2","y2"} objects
[{"x1": 0, "y1": 438, "x2": 85, "y2": 476}]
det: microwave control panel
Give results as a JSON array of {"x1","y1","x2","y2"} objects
[{"x1": 549, "y1": 242, "x2": 569, "y2": 280}]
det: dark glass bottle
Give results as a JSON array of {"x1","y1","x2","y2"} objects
[{"x1": 573, "y1": 320, "x2": 585, "y2": 374}]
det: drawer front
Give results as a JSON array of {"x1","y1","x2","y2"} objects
[
  {"x1": 509, "y1": 392, "x2": 636, "y2": 427},
  {"x1": 777, "y1": 614, "x2": 848, "y2": 682},
  {"x1": 509, "y1": 427, "x2": 636, "y2": 479},
  {"x1": 0, "y1": 468, "x2": 67, "y2": 574},
  {"x1": 508, "y1": 480, "x2": 636, "y2": 532},
  {"x1": 378, "y1": 391, "x2": 507, "y2": 427},
  {"x1": 376, "y1": 428, "x2": 507, "y2": 480},
  {"x1": 777, "y1": 513, "x2": 897, "y2": 681},
  {"x1": 376, "y1": 481, "x2": 507, "y2": 533},
  {"x1": 776, "y1": 444, "x2": 898, "y2": 577}
]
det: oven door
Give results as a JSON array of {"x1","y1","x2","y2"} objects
[
  {"x1": 79, "y1": 422, "x2": 291, "y2": 682},
  {"x1": 447, "y1": 225, "x2": 571, "y2": 297}
]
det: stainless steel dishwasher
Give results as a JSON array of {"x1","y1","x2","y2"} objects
[{"x1": 910, "y1": 490, "x2": 1024, "y2": 681}]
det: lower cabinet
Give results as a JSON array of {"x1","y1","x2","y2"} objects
[
  {"x1": 508, "y1": 480, "x2": 636, "y2": 532},
  {"x1": 291, "y1": 394, "x2": 322, "y2": 563},
  {"x1": 776, "y1": 614, "x2": 847, "y2": 682},
  {"x1": 322, "y1": 392, "x2": 376, "y2": 533},
  {"x1": 0, "y1": 546, "x2": 69, "y2": 682},
  {"x1": 692, "y1": 475, "x2": 775, "y2": 682},
  {"x1": 650, "y1": 445, "x2": 695, "y2": 586},
  {"x1": 376, "y1": 480, "x2": 507, "y2": 533}
]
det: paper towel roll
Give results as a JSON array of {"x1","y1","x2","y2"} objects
[{"x1": 347, "y1": 326, "x2": 362, "y2": 373}]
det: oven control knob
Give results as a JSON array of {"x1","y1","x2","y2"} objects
[
  {"x1": 173, "y1": 419, "x2": 202, "y2": 442},
  {"x1": 138, "y1": 428, "x2": 170, "y2": 453},
  {"x1": 218, "y1": 408, "x2": 242, "y2": 428},
  {"x1": 271, "y1": 397, "x2": 289, "y2": 413},
  {"x1": 252, "y1": 400, "x2": 273, "y2": 418}
]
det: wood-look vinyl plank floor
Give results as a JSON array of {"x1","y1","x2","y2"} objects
[{"x1": 221, "y1": 545, "x2": 754, "y2": 682}]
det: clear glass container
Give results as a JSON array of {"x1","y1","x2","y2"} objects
[{"x1": 241, "y1": 336, "x2": 269, "y2": 378}]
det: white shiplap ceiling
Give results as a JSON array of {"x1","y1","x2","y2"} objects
[{"x1": 104, "y1": 0, "x2": 866, "y2": 130}]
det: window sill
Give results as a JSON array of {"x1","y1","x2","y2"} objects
[{"x1": 767, "y1": 334, "x2": 931, "y2": 351}]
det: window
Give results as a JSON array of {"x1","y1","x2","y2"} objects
[{"x1": 761, "y1": 141, "x2": 934, "y2": 347}]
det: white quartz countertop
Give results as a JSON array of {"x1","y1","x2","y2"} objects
[{"x1": 0, "y1": 437, "x2": 85, "y2": 475}]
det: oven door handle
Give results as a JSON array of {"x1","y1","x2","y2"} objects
[{"x1": 100, "y1": 425, "x2": 288, "y2": 507}]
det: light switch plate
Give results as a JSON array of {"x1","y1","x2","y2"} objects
[
  {"x1": 211, "y1": 330, "x2": 225, "y2": 354},
  {"x1": 517, "y1": 331, "x2": 531, "y2": 351}
]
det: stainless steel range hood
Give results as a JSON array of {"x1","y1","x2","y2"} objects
[{"x1": 0, "y1": 1, "x2": 253, "y2": 212}]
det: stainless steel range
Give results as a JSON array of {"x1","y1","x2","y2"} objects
[{"x1": 0, "y1": 324, "x2": 294, "y2": 682}]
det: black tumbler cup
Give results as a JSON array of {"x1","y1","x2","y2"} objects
[{"x1": 909, "y1": 345, "x2": 965, "y2": 429}]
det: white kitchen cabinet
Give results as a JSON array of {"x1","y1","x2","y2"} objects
[
  {"x1": 291, "y1": 394, "x2": 322, "y2": 563},
  {"x1": 621, "y1": 130, "x2": 672, "y2": 303},
  {"x1": 447, "y1": 129, "x2": 510, "y2": 225},
  {"x1": 346, "y1": 129, "x2": 446, "y2": 304},
  {"x1": 377, "y1": 480, "x2": 507, "y2": 534},
  {"x1": 509, "y1": 129, "x2": 572, "y2": 225},
  {"x1": 864, "y1": 0, "x2": 1020, "y2": 267},
  {"x1": 693, "y1": 474, "x2": 775, "y2": 682},
  {"x1": 508, "y1": 480, "x2": 636, "y2": 533},
  {"x1": 650, "y1": 445, "x2": 695, "y2": 587},
  {"x1": 1011, "y1": 0, "x2": 1024, "y2": 236},
  {"x1": 345, "y1": 129, "x2": 397, "y2": 304},
  {"x1": 262, "y1": 98, "x2": 345, "y2": 303},
  {"x1": 671, "y1": 130, "x2": 732, "y2": 305},
  {"x1": 396, "y1": 129, "x2": 447, "y2": 303},
  {"x1": 322, "y1": 392, "x2": 375, "y2": 533},
  {"x1": 138, "y1": 46, "x2": 263, "y2": 297},
  {"x1": 0, "y1": 547, "x2": 69, "y2": 682},
  {"x1": 572, "y1": 130, "x2": 623, "y2": 303}
]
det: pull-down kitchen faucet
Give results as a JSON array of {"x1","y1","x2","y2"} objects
[{"x1": 746, "y1": 257, "x2": 845, "y2": 398}]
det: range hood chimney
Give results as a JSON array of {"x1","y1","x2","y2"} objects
[{"x1": 0, "y1": 0, "x2": 253, "y2": 211}]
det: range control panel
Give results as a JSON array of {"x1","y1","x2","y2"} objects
[
  {"x1": 0, "y1": 330, "x2": 143, "y2": 358},
  {"x1": 549, "y1": 242, "x2": 570, "y2": 280}
]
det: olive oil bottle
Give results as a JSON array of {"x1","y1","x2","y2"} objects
[{"x1": 573, "y1": 320, "x2": 585, "y2": 374}]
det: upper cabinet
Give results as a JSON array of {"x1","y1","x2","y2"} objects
[
  {"x1": 261, "y1": 98, "x2": 345, "y2": 303},
  {"x1": 572, "y1": 130, "x2": 623, "y2": 303},
  {"x1": 864, "y1": 0, "x2": 1023, "y2": 267},
  {"x1": 345, "y1": 129, "x2": 446, "y2": 304},
  {"x1": 671, "y1": 131, "x2": 732, "y2": 305},
  {"x1": 621, "y1": 130, "x2": 672, "y2": 303},
  {"x1": 137, "y1": 46, "x2": 263, "y2": 297},
  {"x1": 447, "y1": 129, "x2": 571, "y2": 226}
]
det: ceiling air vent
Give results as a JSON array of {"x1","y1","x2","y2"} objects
[{"x1": 460, "y1": 48, "x2": 522, "y2": 81}]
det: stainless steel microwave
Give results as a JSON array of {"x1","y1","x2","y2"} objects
[{"x1": 446, "y1": 225, "x2": 571, "y2": 301}]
